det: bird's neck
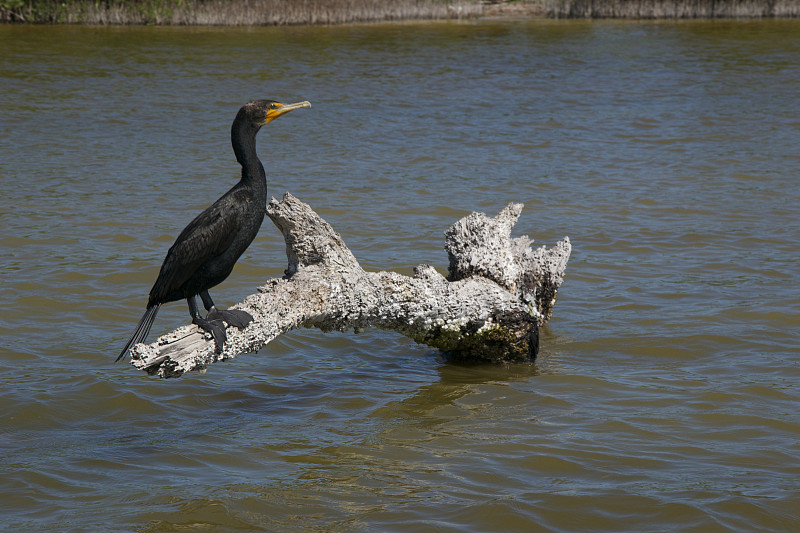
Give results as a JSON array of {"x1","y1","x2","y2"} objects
[{"x1": 231, "y1": 121, "x2": 266, "y2": 190}]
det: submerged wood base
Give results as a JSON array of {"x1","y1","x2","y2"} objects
[{"x1": 129, "y1": 193, "x2": 571, "y2": 378}]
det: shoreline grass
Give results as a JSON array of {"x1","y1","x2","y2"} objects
[{"x1": 1, "y1": 0, "x2": 798, "y2": 24}]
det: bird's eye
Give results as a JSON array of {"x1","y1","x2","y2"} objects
[{"x1": 269, "y1": 103, "x2": 278, "y2": 110}]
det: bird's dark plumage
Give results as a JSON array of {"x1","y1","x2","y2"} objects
[{"x1": 117, "y1": 99, "x2": 311, "y2": 362}]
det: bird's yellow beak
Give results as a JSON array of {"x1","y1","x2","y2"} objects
[{"x1": 265, "y1": 100, "x2": 311, "y2": 124}]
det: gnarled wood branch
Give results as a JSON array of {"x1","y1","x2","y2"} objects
[{"x1": 129, "y1": 193, "x2": 571, "y2": 378}]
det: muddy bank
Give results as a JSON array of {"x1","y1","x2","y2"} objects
[{"x1": 537, "y1": 0, "x2": 800, "y2": 18}]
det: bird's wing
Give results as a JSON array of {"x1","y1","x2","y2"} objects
[{"x1": 149, "y1": 194, "x2": 243, "y2": 304}]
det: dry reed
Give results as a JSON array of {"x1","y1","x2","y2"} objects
[
  {"x1": 3, "y1": 0, "x2": 799, "y2": 23},
  {"x1": 1, "y1": 0, "x2": 483, "y2": 25}
]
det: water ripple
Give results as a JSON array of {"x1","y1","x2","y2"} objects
[{"x1": 2, "y1": 19, "x2": 800, "y2": 532}]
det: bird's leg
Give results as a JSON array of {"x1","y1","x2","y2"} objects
[
  {"x1": 188, "y1": 295, "x2": 226, "y2": 353},
  {"x1": 200, "y1": 290, "x2": 253, "y2": 329}
]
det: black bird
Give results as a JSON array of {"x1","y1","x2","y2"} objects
[{"x1": 117, "y1": 99, "x2": 311, "y2": 361}]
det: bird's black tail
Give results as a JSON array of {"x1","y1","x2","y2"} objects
[{"x1": 116, "y1": 304, "x2": 160, "y2": 362}]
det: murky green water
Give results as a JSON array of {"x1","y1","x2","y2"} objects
[{"x1": 1, "y1": 19, "x2": 799, "y2": 532}]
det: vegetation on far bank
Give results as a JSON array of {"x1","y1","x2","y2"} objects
[
  {"x1": 1, "y1": 0, "x2": 798, "y2": 24},
  {"x1": 0, "y1": 0, "x2": 483, "y2": 25}
]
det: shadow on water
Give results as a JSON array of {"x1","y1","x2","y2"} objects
[{"x1": 376, "y1": 357, "x2": 541, "y2": 417}]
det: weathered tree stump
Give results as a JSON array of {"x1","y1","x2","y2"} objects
[{"x1": 129, "y1": 193, "x2": 571, "y2": 378}]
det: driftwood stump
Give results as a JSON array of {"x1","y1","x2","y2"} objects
[{"x1": 129, "y1": 193, "x2": 571, "y2": 378}]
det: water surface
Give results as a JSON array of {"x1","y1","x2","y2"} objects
[{"x1": 1, "y1": 19, "x2": 799, "y2": 532}]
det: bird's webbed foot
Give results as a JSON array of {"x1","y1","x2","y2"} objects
[
  {"x1": 206, "y1": 307, "x2": 254, "y2": 329},
  {"x1": 192, "y1": 315, "x2": 228, "y2": 354}
]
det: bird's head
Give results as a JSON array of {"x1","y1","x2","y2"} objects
[{"x1": 245, "y1": 99, "x2": 312, "y2": 127}]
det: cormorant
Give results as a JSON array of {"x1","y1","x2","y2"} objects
[{"x1": 117, "y1": 99, "x2": 311, "y2": 361}]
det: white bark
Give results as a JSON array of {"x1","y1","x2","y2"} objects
[{"x1": 129, "y1": 193, "x2": 571, "y2": 378}]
